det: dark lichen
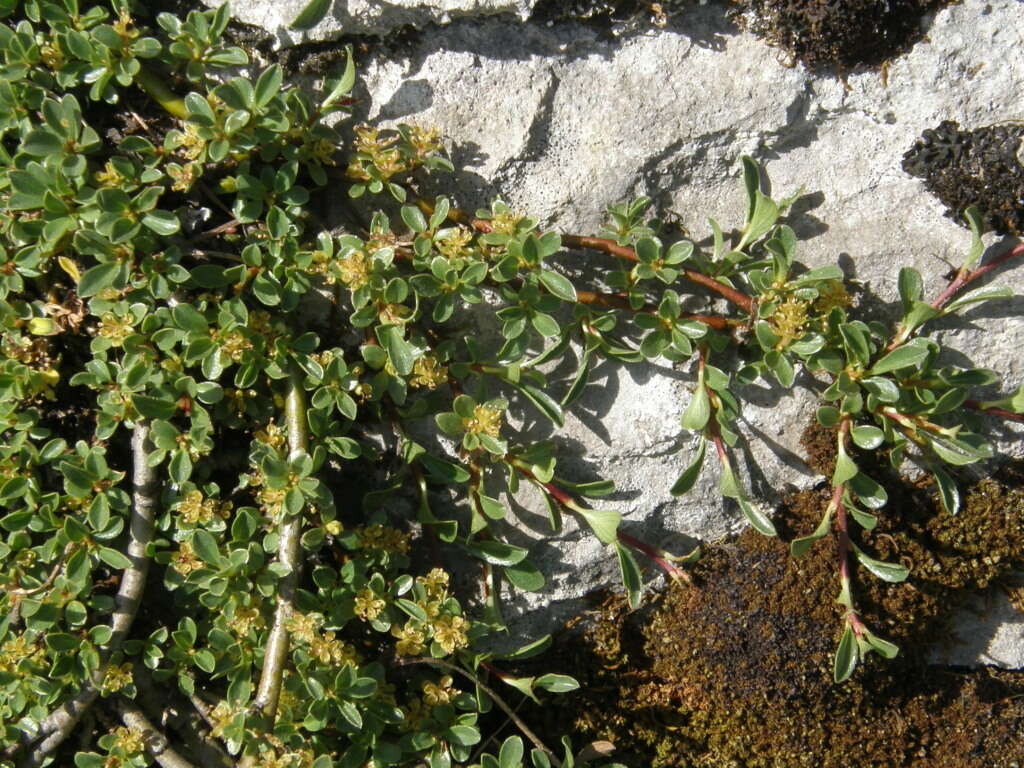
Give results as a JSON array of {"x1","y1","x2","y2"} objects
[
  {"x1": 729, "y1": 0, "x2": 953, "y2": 72},
  {"x1": 903, "y1": 120, "x2": 1024, "y2": 236},
  {"x1": 526, "y1": 461, "x2": 1024, "y2": 767}
]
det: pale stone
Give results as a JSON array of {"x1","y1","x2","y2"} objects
[{"x1": 231, "y1": 0, "x2": 1024, "y2": 665}]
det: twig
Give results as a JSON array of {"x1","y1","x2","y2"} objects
[
  {"x1": 132, "y1": 667, "x2": 234, "y2": 768},
  {"x1": 251, "y1": 369, "x2": 307, "y2": 718},
  {"x1": 931, "y1": 241, "x2": 1024, "y2": 311},
  {"x1": 113, "y1": 699, "x2": 199, "y2": 768},
  {"x1": 19, "y1": 423, "x2": 160, "y2": 767},
  {"x1": 6, "y1": 543, "x2": 76, "y2": 597},
  {"x1": 394, "y1": 656, "x2": 562, "y2": 767},
  {"x1": 412, "y1": 194, "x2": 755, "y2": 313},
  {"x1": 964, "y1": 399, "x2": 1024, "y2": 423},
  {"x1": 560, "y1": 234, "x2": 755, "y2": 313}
]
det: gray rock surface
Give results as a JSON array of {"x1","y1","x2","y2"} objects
[
  {"x1": 238, "y1": 0, "x2": 1024, "y2": 665},
  {"x1": 207, "y1": 0, "x2": 536, "y2": 42}
]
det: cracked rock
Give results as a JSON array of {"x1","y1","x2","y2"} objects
[{"x1": 235, "y1": 0, "x2": 1024, "y2": 667}]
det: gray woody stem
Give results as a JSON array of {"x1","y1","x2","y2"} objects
[
  {"x1": 251, "y1": 370, "x2": 307, "y2": 718},
  {"x1": 114, "y1": 700, "x2": 198, "y2": 768},
  {"x1": 19, "y1": 423, "x2": 160, "y2": 767}
]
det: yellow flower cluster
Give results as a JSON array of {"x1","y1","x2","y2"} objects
[
  {"x1": 104, "y1": 725, "x2": 145, "y2": 767},
  {"x1": 94, "y1": 161, "x2": 126, "y2": 188},
  {"x1": 254, "y1": 422, "x2": 286, "y2": 450},
  {"x1": 421, "y1": 675, "x2": 456, "y2": 706},
  {"x1": 177, "y1": 490, "x2": 229, "y2": 526},
  {"x1": 410, "y1": 355, "x2": 448, "y2": 390},
  {"x1": 0, "y1": 634, "x2": 42, "y2": 674},
  {"x1": 227, "y1": 604, "x2": 265, "y2": 636},
  {"x1": 356, "y1": 524, "x2": 411, "y2": 555},
  {"x1": 346, "y1": 125, "x2": 405, "y2": 182},
  {"x1": 435, "y1": 227, "x2": 474, "y2": 260},
  {"x1": 210, "y1": 327, "x2": 252, "y2": 363},
  {"x1": 337, "y1": 250, "x2": 371, "y2": 290},
  {"x1": 418, "y1": 568, "x2": 450, "y2": 602},
  {"x1": 768, "y1": 297, "x2": 810, "y2": 349},
  {"x1": 354, "y1": 588, "x2": 386, "y2": 621},
  {"x1": 432, "y1": 615, "x2": 470, "y2": 654},
  {"x1": 286, "y1": 612, "x2": 359, "y2": 667},
  {"x1": 97, "y1": 312, "x2": 135, "y2": 346},
  {"x1": 286, "y1": 612, "x2": 322, "y2": 644},
  {"x1": 100, "y1": 662, "x2": 134, "y2": 695},
  {"x1": 406, "y1": 124, "x2": 443, "y2": 158},
  {"x1": 489, "y1": 210, "x2": 523, "y2": 235},
  {"x1": 308, "y1": 631, "x2": 360, "y2": 667},
  {"x1": 463, "y1": 405, "x2": 502, "y2": 438},
  {"x1": 209, "y1": 701, "x2": 244, "y2": 739},
  {"x1": 392, "y1": 622, "x2": 426, "y2": 656},
  {"x1": 814, "y1": 279, "x2": 853, "y2": 314},
  {"x1": 170, "y1": 541, "x2": 203, "y2": 576}
]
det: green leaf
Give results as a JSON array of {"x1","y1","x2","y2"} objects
[
  {"x1": 928, "y1": 432, "x2": 993, "y2": 466},
  {"x1": 897, "y1": 267, "x2": 923, "y2": 313},
  {"x1": 467, "y1": 540, "x2": 528, "y2": 566},
  {"x1": 790, "y1": 505, "x2": 831, "y2": 557},
  {"x1": 614, "y1": 541, "x2": 642, "y2": 610},
  {"x1": 377, "y1": 325, "x2": 415, "y2": 377},
  {"x1": 832, "y1": 446, "x2": 858, "y2": 485},
  {"x1": 513, "y1": 382, "x2": 564, "y2": 427},
  {"x1": 504, "y1": 560, "x2": 545, "y2": 592},
  {"x1": 534, "y1": 674, "x2": 579, "y2": 693},
  {"x1": 254, "y1": 64, "x2": 283, "y2": 108},
  {"x1": 290, "y1": 0, "x2": 330, "y2": 29},
  {"x1": 499, "y1": 737, "x2": 525, "y2": 768},
  {"x1": 97, "y1": 546, "x2": 132, "y2": 570},
  {"x1": 862, "y1": 630, "x2": 899, "y2": 660},
  {"x1": 78, "y1": 262, "x2": 120, "y2": 297},
  {"x1": 962, "y1": 204, "x2": 985, "y2": 270},
  {"x1": 670, "y1": 438, "x2": 706, "y2": 496},
  {"x1": 447, "y1": 725, "x2": 481, "y2": 747},
  {"x1": 942, "y1": 285, "x2": 1013, "y2": 314},
  {"x1": 538, "y1": 269, "x2": 577, "y2": 302},
  {"x1": 852, "y1": 543, "x2": 909, "y2": 583},
  {"x1": 850, "y1": 425, "x2": 884, "y2": 450},
  {"x1": 736, "y1": 496, "x2": 777, "y2": 537},
  {"x1": 931, "y1": 466, "x2": 960, "y2": 514},
  {"x1": 833, "y1": 624, "x2": 859, "y2": 683},
  {"x1": 133, "y1": 395, "x2": 177, "y2": 420},
  {"x1": 401, "y1": 204, "x2": 428, "y2": 233},
  {"x1": 142, "y1": 210, "x2": 180, "y2": 236},
  {"x1": 681, "y1": 383, "x2": 710, "y2": 432},
  {"x1": 322, "y1": 46, "x2": 356, "y2": 109},
  {"x1": 869, "y1": 342, "x2": 929, "y2": 375},
  {"x1": 576, "y1": 507, "x2": 621, "y2": 545},
  {"x1": 191, "y1": 530, "x2": 222, "y2": 567}
]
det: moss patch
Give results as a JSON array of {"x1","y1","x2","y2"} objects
[
  {"x1": 730, "y1": 0, "x2": 953, "y2": 71},
  {"x1": 903, "y1": 120, "x2": 1024, "y2": 236},
  {"x1": 525, "y1": 462, "x2": 1024, "y2": 767}
]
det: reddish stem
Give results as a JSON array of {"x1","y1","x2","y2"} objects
[
  {"x1": 560, "y1": 234, "x2": 755, "y2": 313},
  {"x1": 527, "y1": 473, "x2": 689, "y2": 582},
  {"x1": 964, "y1": 400, "x2": 1024, "y2": 423},
  {"x1": 616, "y1": 531, "x2": 690, "y2": 584},
  {"x1": 931, "y1": 242, "x2": 1024, "y2": 311},
  {"x1": 575, "y1": 289, "x2": 732, "y2": 330}
]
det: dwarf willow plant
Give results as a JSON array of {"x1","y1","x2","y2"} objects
[{"x1": 1, "y1": 0, "x2": 1023, "y2": 766}]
